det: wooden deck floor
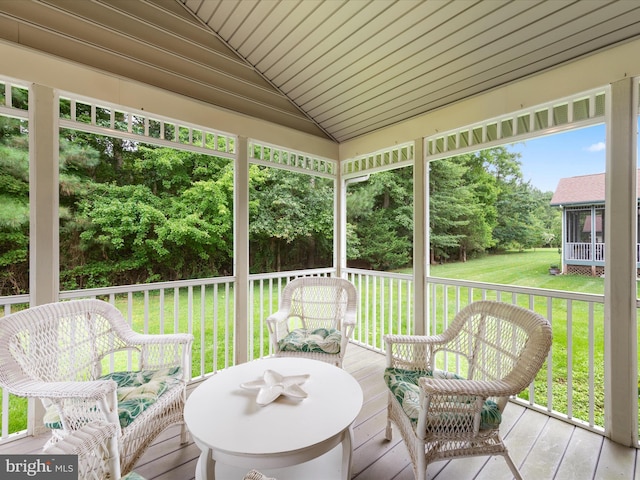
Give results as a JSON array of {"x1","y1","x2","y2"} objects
[{"x1": 2, "y1": 344, "x2": 638, "y2": 479}]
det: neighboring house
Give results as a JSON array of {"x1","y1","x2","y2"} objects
[{"x1": 550, "y1": 171, "x2": 640, "y2": 276}]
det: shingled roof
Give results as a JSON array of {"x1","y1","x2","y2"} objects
[
  {"x1": 550, "y1": 172, "x2": 605, "y2": 206},
  {"x1": 550, "y1": 171, "x2": 640, "y2": 206}
]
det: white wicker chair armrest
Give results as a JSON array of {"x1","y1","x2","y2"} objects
[
  {"x1": 415, "y1": 377, "x2": 514, "y2": 440},
  {"x1": 243, "y1": 470, "x2": 276, "y2": 480},
  {"x1": 8, "y1": 378, "x2": 117, "y2": 401},
  {"x1": 266, "y1": 310, "x2": 288, "y2": 326},
  {"x1": 342, "y1": 314, "x2": 357, "y2": 328},
  {"x1": 384, "y1": 334, "x2": 448, "y2": 345},
  {"x1": 419, "y1": 377, "x2": 514, "y2": 398},
  {"x1": 384, "y1": 334, "x2": 448, "y2": 370},
  {"x1": 119, "y1": 332, "x2": 193, "y2": 347},
  {"x1": 266, "y1": 311, "x2": 290, "y2": 340},
  {"x1": 14, "y1": 379, "x2": 120, "y2": 434},
  {"x1": 123, "y1": 332, "x2": 193, "y2": 373},
  {"x1": 43, "y1": 421, "x2": 117, "y2": 454}
]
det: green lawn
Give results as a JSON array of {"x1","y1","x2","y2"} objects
[{"x1": 426, "y1": 248, "x2": 606, "y2": 293}]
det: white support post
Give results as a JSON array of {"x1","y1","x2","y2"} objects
[
  {"x1": 337, "y1": 171, "x2": 346, "y2": 277},
  {"x1": 414, "y1": 139, "x2": 426, "y2": 336},
  {"x1": 561, "y1": 208, "x2": 566, "y2": 273},
  {"x1": 29, "y1": 83, "x2": 59, "y2": 435},
  {"x1": 235, "y1": 137, "x2": 250, "y2": 364},
  {"x1": 604, "y1": 77, "x2": 638, "y2": 445},
  {"x1": 29, "y1": 84, "x2": 59, "y2": 306}
]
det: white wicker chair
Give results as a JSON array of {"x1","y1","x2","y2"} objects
[
  {"x1": 266, "y1": 277, "x2": 357, "y2": 368},
  {"x1": 243, "y1": 470, "x2": 276, "y2": 480},
  {"x1": 384, "y1": 300, "x2": 552, "y2": 480},
  {"x1": 0, "y1": 299, "x2": 193, "y2": 477}
]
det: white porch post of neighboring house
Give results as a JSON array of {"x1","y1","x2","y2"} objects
[
  {"x1": 560, "y1": 207, "x2": 566, "y2": 274},
  {"x1": 29, "y1": 83, "x2": 59, "y2": 434},
  {"x1": 604, "y1": 77, "x2": 638, "y2": 445},
  {"x1": 234, "y1": 136, "x2": 249, "y2": 364}
]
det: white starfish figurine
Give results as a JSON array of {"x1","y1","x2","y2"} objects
[{"x1": 240, "y1": 370, "x2": 310, "y2": 406}]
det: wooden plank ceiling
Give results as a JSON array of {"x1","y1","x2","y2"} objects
[{"x1": 1, "y1": 0, "x2": 640, "y2": 143}]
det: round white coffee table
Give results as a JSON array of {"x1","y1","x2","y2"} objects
[{"x1": 184, "y1": 357, "x2": 363, "y2": 480}]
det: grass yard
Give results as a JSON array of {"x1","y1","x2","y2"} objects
[{"x1": 427, "y1": 248, "x2": 606, "y2": 293}]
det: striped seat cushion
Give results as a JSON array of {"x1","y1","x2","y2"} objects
[{"x1": 278, "y1": 327, "x2": 342, "y2": 354}]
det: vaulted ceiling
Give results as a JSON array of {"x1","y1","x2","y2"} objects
[{"x1": 2, "y1": 0, "x2": 640, "y2": 143}]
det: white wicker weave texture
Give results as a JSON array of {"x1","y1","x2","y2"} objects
[
  {"x1": 266, "y1": 276, "x2": 358, "y2": 368},
  {"x1": 0, "y1": 299, "x2": 194, "y2": 477},
  {"x1": 383, "y1": 300, "x2": 552, "y2": 480}
]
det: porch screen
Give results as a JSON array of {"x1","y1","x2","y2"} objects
[{"x1": 565, "y1": 207, "x2": 605, "y2": 262}]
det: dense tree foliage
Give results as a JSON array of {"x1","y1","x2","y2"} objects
[
  {"x1": 0, "y1": 118, "x2": 563, "y2": 294},
  {"x1": 0, "y1": 116, "x2": 29, "y2": 294},
  {"x1": 57, "y1": 130, "x2": 236, "y2": 288},
  {"x1": 429, "y1": 147, "x2": 561, "y2": 263},
  {"x1": 346, "y1": 168, "x2": 413, "y2": 270},
  {"x1": 346, "y1": 147, "x2": 560, "y2": 269},
  {"x1": 249, "y1": 165, "x2": 333, "y2": 273}
]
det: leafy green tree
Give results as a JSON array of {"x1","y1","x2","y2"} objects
[
  {"x1": 457, "y1": 151, "x2": 499, "y2": 260},
  {"x1": 429, "y1": 147, "x2": 552, "y2": 262},
  {"x1": 493, "y1": 181, "x2": 540, "y2": 250},
  {"x1": 0, "y1": 117, "x2": 29, "y2": 294},
  {"x1": 249, "y1": 166, "x2": 333, "y2": 272},
  {"x1": 58, "y1": 131, "x2": 235, "y2": 288},
  {"x1": 429, "y1": 158, "x2": 475, "y2": 263},
  {"x1": 481, "y1": 146, "x2": 542, "y2": 251},
  {"x1": 347, "y1": 167, "x2": 413, "y2": 270},
  {"x1": 534, "y1": 190, "x2": 562, "y2": 247}
]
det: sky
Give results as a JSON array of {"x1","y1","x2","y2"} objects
[{"x1": 507, "y1": 124, "x2": 607, "y2": 193}]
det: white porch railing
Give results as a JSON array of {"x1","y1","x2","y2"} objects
[
  {"x1": 565, "y1": 242, "x2": 640, "y2": 263},
  {"x1": 565, "y1": 242, "x2": 606, "y2": 261},
  {"x1": 0, "y1": 268, "x2": 610, "y2": 442}
]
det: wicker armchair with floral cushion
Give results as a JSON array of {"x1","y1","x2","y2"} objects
[
  {"x1": 384, "y1": 300, "x2": 552, "y2": 480},
  {"x1": 266, "y1": 276, "x2": 357, "y2": 368},
  {"x1": 0, "y1": 299, "x2": 193, "y2": 478}
]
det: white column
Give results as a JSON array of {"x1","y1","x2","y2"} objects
[
  {"x1": 336, "y1": 170, "x2": 345, "y2": 277},
  {"x1": 234, "y1": 137, "x2": 250, "y2": 364},
  {"x1": 560, "y1": 208, "x2": 566, "y2": 273},
  {"x1": 413, "y1": 140, "x2": 427, "y2": 336},
  {"x1": 29, "y1": 83, "x2": 59, "y2": 306},
  {"x1": 604, "y1": 77, "x2": 638, "y2": 445},
  {"x1": 28, "y1": 83, "x2": 59, "y2": 435}
]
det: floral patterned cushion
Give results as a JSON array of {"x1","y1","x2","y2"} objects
[
  {"x1": 384, "y1": 367, "x2": 501, "y2": 430},
  {"x1": 278, "y1": 327, "x2": 342, "y2": 354},
  {"x1": 44, "y1": 366, "x2": 183, "y2": 430},
  {"x1": 122, "y1": 472, "x2": 147, "y2": 480}
]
